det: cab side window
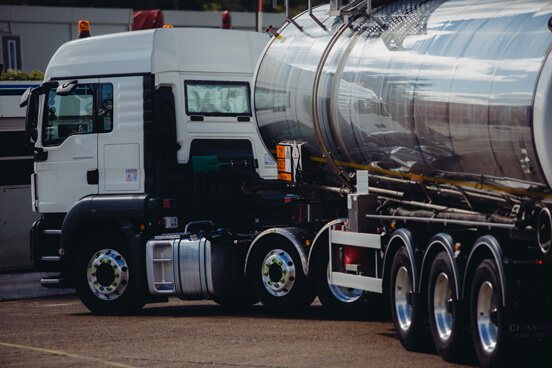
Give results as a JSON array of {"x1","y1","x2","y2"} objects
[
  {"x1": 185, "y1": 81, "x2": 251, "y2": 117},
  {"x1": 42, "y1": 83, "x2": 113, "y2": 146},
  {"x1": 98, "y1": 83, "x2": 113, "y2": 132}
]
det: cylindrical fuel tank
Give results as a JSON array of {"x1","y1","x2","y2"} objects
[{"x1": 254, "y1": 0, "x2": 552, "y2": 201}]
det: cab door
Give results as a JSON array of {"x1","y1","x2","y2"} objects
[
  {"x1": 97, "y1": 76, "x2": 144, "y2": 194},
  {"x1": 34, "y1": 79, "x2": 99, "y2": 213}
]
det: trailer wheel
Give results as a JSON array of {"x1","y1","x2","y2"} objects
[
  {"x1": 248, "y1": 240, "x2": 315, "y2": 313},
  {"x1": 470, "y1": 259, "x2": 509, "y2": 368},
  {"x1": 428, "y1": 252, "x2": 465, "y2": 362},
  {"x1": 75, "y1": 232, "x2": 142, "y2": 315},
  {"x1": 312, "y1": 240, "x2": 364, "y2": 319},
  {"x1": 389, "y1": 247, "x2": 425, "y2": 351}
]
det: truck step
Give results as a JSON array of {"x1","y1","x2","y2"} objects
[{"x1": 40, "y1": 275, "x2": 72, "y2": 289}]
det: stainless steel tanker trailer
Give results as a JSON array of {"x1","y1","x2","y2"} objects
[{"x1": 252, "y1": 0, "x2": 552, "y2": 367}]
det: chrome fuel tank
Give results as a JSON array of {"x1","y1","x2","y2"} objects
[{"x1": 254, "y1": 0, "x2": 552, "y2": 201}]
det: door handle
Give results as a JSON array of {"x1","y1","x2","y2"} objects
[{"x1": 87, "y1": 169, "x2": 99, "y2": 185}]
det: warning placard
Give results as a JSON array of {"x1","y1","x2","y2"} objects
[{"x1": 126, "y1": 169, "x2": 138, "y2": 182}]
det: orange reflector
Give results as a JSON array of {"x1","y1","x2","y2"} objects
[
  {"x1": 163, "y1": 25, "x2": 173, "y2": 28},
  {"x1": 305, "y1": 240, "x2": 311, "y2": 247}
]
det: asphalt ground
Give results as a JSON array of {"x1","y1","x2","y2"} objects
[
  {"x1": 0, "y1": 272, "x2": 74, "y2": 302},
  {"x1": 0, "y1": 277, "x2": 548, "y2": 367},
  {"x1": 0, "y1": 295, "x2": 480, "y2": 368}
]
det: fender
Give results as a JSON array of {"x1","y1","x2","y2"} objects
[
  {"x1": 60, "y1": 194, "x2": 148, "y2": 256},
  {"x1": 463, "y1": 235, "x2": 508, "y2": 307},
  {"x1": 382, "y1": 228, "x2": 419, "y2": 292},
  {"x1": 245, "y1": 227, "x2": 312, "y2": 277},
  {"x1": 420, "y1": 233, "x2": 462, "y2": 300}
]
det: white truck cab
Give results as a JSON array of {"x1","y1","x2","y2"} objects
[
  {"x1": 26, "y1": 28, "x2": 275, "y2": 214},
  {"x1": 22, "y1": 28, "x2": 298, "y2": 312}
]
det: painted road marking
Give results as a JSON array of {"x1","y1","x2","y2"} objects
[{"x1": 0, "y1": 342, "x2": 137, "y2": 368}]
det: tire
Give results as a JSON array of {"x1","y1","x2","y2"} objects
[
  {"x1": 389, "y1": 247, "x2": 426, "y2": 351},
  {"x1": 212, "y1": 292, "x2": 258, "y2": 309},
  {"x1": 427, "y1": 252, "x2": 465, "y2": 362},
  {"x1": 248, "y1": 238, "x2": 315, "y2": 314},
  {"x1": 312, "y1": 235, "x2": 365, "y2": 319},
  {"x1": 74, "y1": 231, "x2": 143, "y2": 315},
  {"x1": 470, "y1": 259, "x2": 510, "y2": 368}
]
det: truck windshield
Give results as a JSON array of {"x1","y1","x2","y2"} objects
[{"x1": 43, "y1": 85, "x2": 95, "y2": 146}]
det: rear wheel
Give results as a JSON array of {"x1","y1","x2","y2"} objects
[
  {"x1": 470, "y1": 259, "x2": 509, "y2": 368},
  {"x1": 389, "y1": 247, "x2": 425, "y2": 350},
  {"x1": 312, "y1": 236, "x2": 364, "y2": 318},
  {"x1": 75, "y1": 231, "x2": 142, "y2": 315},
  {"x1": 428, "y1": 253, "x2": 465, "y2": 362},
  {"x1": 248, "y1": 239, "x2": 315, "y2": 314}
]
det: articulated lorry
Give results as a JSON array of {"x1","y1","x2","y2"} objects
[{"x1": 23, "y1": 1, "x2": 552, "y2": 367}]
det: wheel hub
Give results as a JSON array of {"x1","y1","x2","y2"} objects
[
  {"x1": 326, "y1": 264, "x2": 362, "y2": 303},
  {"x1": 87, "y1": 249, "x2": 129, "y2": 300},
  {"x1": 476, "y1": 281, "x2": 498, "y2": 353},
  {"x1": 434, "y1": 272, "x2": 453, "y2": 342},
  {"x1": 395, "y1": 266, "x2": 413, "y2": 331},
  {"x1": 261, "y1": 249, "x2": 296, "y2": 297}
]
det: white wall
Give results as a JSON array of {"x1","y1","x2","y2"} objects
[
  {"x1": 0, "y1": 5, "x2": 287, "y2": 74},
  {"x1": 0, "y1": 5, "x2": 133, "y2": 74}
]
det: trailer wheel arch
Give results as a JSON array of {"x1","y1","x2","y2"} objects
[
  {"x1": 420, "y1": 233, "x2": 462, "y2": 301},
  {"x1": 306, "y1": 219, "x2": 346, "y2": 276},
  {"x1": 382, "y1": 228, "x2": 419, "y2": 296},
  {"x1": 463, "y1": 235, "x2": 508, "y2": 307}
]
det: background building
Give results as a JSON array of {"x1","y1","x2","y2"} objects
[{"x1": 0, "y1": 5, "x2": 285, "y2": 74}]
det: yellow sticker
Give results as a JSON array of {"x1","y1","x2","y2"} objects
[
  {"x1": 277, "y1": 145, "x2": 286, "y2": 159},
  {"x1": 278, "y1": 173, "x2": 292, "y2": 181}
]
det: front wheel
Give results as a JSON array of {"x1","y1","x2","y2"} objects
[
  {"x1": 75, "y1": 231, "x2": 142, "y2": 315},
  {"x1": 470, "y1": 259, "x2": 510, "y2": 368},
  {"x1": 248, "y1": 238, "x2": 315, "y2": 314},
  {"x1": 389, "y1": 247, "x2": 426, "y2": 351}
]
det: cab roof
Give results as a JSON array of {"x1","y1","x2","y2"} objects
[{"x1": 45, "y1": 27, "x2": 270, "y2": 79}]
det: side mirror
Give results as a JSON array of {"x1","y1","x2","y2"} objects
[
  {"x1": 56, "y1": 80, "x2": 78, "y2": 96},
  {"x1": 24, "y1": 92, "x2": 39, "y2": 145},
  {"x1": 20, "y1": 87, "x2": 31, "y2": 108}
]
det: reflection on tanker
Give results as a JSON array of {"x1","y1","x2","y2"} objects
[{"x1": 254, "y1": 0, "x2": 552, "y2": 205}]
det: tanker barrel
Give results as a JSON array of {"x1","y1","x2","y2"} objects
[{"x1": 253, "y1": 0, "x2": 552, "y2": 210}]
